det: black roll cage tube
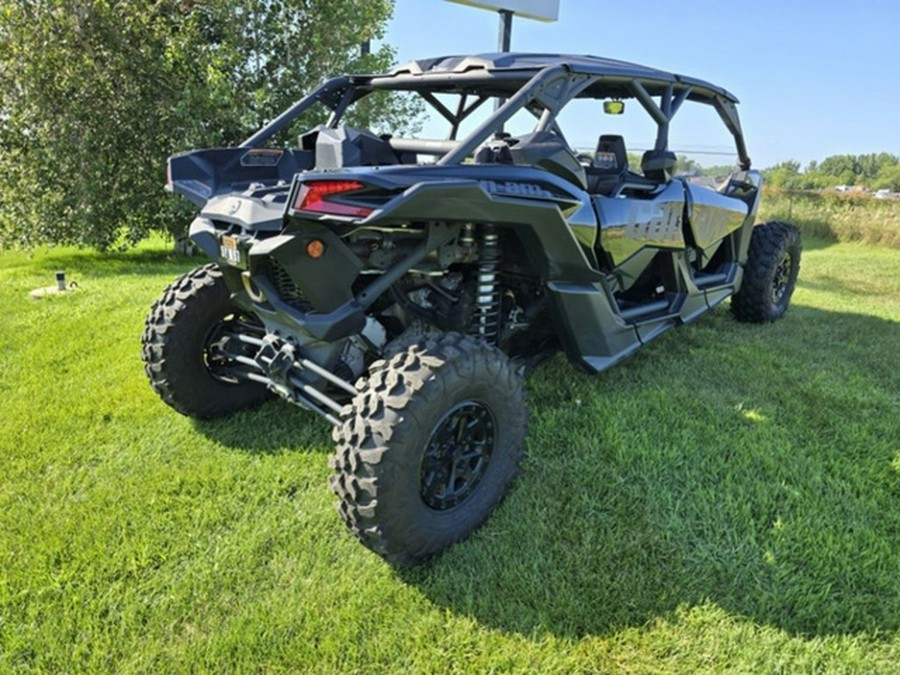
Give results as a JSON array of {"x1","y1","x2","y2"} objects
[{"x1": 239, "y1": 65, "x2": 751, "y2": 170}]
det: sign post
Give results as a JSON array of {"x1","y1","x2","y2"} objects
[
  {"x1": 445, "y1": 1, "x2": 560, "y2": 118},
  {"x1": 445, "y1": 0, "x2": 560, "y2": 52},
  {"x1": 498, "y1": 9, "x2": 513, "y2": 52}
]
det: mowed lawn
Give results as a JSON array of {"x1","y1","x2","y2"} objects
[{"x1": 1, "y1": 236, "x2": 898, "y2": 672}]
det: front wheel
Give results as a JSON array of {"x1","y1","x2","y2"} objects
[
  {"x1": 732, "y1": 221, "x2": 802, "y2": 323},
  {"x1": 330, "y1": 333, "x2": 527, "y2": 566}
]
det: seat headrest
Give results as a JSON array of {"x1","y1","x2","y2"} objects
[
  {"x1": 641, "y1": 150, "x2": 677, "y2": 182},
  {"x1": 508, "y1": 132, "x2": 587, "y2": 190},
  {"x1": 593, "y1": 134, "x2": 627, "y2": 175}
]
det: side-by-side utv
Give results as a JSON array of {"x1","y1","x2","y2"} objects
[{"x1": 142, "y1": 53, "x2": 801, "y2": 565}]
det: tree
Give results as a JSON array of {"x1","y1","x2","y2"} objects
[
  {"x1": 874, "y1": 164, "x2": 900, "y2": 191},
  {"x1": 817, "y1": 155, "x2": 858, "y2": 183},
  {"x1": 763, "y1": 159, "x2": 801, "y2": 189},
  {"x1": 0, "y1": 0, "x2": 413, "y2": 250}
]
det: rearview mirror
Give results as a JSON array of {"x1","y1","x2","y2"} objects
[{"x1": 603, "y1": 100, "x2": 625, "y2": 115}]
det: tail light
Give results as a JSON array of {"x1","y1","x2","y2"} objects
[{"x1": 293, "y1": 180, "x2": 373, "y2": 218}]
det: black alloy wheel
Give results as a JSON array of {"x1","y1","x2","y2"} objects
[
  {"x1": 420, "y1": 401, "x2": 495, "y2": 511},
  {"x1": 771, "y1": 250, "x2": 794, "y2": 305}
]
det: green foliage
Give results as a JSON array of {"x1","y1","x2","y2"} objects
[
  {"x1": 673, "y1": 154, "x2": 722, "y2": 176},
  {"x1": 764, "y1": 153, "x2": 900, "y2": 190},
  {"x1": 764, "y1": 159, "x2": 801, "y2": 188},
  {"x1": 0, "y1": 0, "x2": 412, "y2": 251},
  {"x1": 1, "y1": 239, "x2": 899, "y2": 671},
  {"x1": 625, "y1": 152, "x2": 734, "y2": 179},
  {"x1": 873, "y1": 164, "x2": 900, "y2": 191}
]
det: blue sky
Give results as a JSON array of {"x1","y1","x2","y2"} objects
[{"x1": 383, "y1": 0, "x2": 900, "y2": 169}]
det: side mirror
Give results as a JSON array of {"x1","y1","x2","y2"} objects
[{"x1": 603, "y1": 100, "x2": 625, "y2": 115}]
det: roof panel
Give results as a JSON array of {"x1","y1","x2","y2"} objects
[{"x1": 384, "y1": 52, "x2": 737, "y2": 102}]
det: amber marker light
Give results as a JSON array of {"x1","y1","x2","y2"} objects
[{"x1": 306, "y1": 239, "x2": 325, "y2": 259}]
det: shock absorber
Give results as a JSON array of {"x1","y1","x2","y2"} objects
[{"x1": 473, "y1": 224, "x2": 502, "y2": 344}]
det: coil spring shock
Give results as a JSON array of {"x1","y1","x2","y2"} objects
[{"x1": 472, "y1": 224, "x2": 502, "y2": 344}]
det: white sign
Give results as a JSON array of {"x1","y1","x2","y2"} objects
[{"x1": 445, "y1": 0, "x2": 559, "y2": 22}]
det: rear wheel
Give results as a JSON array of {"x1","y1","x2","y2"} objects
[
  {"x1": 141, "y1": 264, "x2": 270, "y2": 419},
  {"x1": 330, "y1": 333, "x2": 527, "y2": 566},
  {"x1": 732, "y1": 221, "x2": 802, "y2": 323}
]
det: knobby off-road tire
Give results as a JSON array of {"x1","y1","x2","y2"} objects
[
  {"x1": 330, "y1": 333, "x2": 527, "y2": 566},
  {"x1": 141, "y1": 263, "x2": 270, "y2": 419},
  {"x1": 731, "y1": 221, "x2": 802, "y2": 323}
]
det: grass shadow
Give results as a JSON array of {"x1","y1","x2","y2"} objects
[
  {"x1": 39, "y1": 249, "x2": 196, "y2": 279},
  {"x1": 1, "y1": 245, "x2": 198, "y2": 280},
  {"x1": 794, "y1": 235, "x2": 836, "y2": 252},
  {"x1": 192, "y1": 398, "x2": 333, "y2": 455},
  {"x1": 399, "y1": 306, "x2": 900, "y2": 641}
]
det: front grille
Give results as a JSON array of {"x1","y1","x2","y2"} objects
[{"x1": 266, "y1": 258, "x2": 314, "y2": 313}]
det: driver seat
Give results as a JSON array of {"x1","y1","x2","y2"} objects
[{"x1": 586, "y1": 135, "x2": 628, "y2": 195}]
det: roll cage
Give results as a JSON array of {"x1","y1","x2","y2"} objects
[{"x1": 241, "y1": 53, "x2": 751, "y2": 172}]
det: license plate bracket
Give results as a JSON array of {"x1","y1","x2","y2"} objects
[{"x1": 219, "y1": 234, "x2": 244, "y2": 267}]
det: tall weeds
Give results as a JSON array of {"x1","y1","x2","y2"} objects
[{"x1": 758, "y1": 189, "x2": 900, "y2": 248}]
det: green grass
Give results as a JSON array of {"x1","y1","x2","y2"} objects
[
  {"x1": 759, "y1": 189, "x2": 900, "y2": 248},
  {"x1": 1, "y1": 238, "x2": 899, "y2": 672}
]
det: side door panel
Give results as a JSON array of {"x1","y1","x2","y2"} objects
[
  {"x1": 592, "y1": 181, "x2": 686, "y2": 274},
  {"x1": 684, "y1": 183, "x2": 749, "y2": 266}
]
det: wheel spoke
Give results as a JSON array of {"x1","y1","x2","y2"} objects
[
  {"x1": 456, "y1": 447, "x2": 482, "y2": 461},
  {"x1": 455, "y1": 457, "x2": 480, "y2": 486},
  {"x1": 446, "y1": 463, "x2": 459, "y2": 494},
  {"x1": 454, "y1": 415, "x2": 469, "y2": 442}
]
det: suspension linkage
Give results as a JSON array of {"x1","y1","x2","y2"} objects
[{"x1": 216, "y1": 331, "x2": 358, "y2": 426}]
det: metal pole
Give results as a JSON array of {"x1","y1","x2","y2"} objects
[
  {"x1": 495, "y1": 10, "x2": 514, "y2": 117},
  {"x1": 498, "y1": 9, "x2": 513, "y2": 52}
]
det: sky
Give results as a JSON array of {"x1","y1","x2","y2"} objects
[{"x1": 382, "y1": 0, "x2": 900, "y2": 169}]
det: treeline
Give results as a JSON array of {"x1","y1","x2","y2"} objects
[
  {"x1": 623, "y1": 153, "x2": 734, "y2": 179},
  {"x1": 0, "y1": 1, "x2": 410, "y2": 251},
  {"x1": 763, "y1": 153, "x2": 900, "y2": 191}
]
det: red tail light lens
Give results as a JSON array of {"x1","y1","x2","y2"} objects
[{"x1": 293, "y1": 180, "x2": 373, "y2": 217}]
